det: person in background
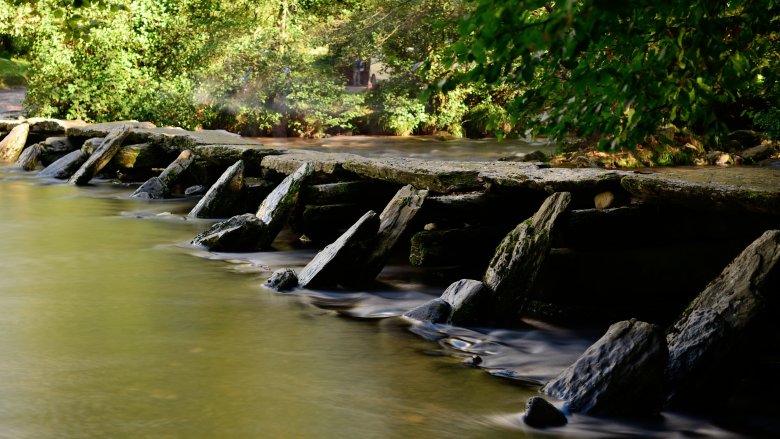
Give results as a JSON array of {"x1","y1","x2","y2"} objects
[{"x1": 353, "y1": 59, "x2": 364, "y2": 86}]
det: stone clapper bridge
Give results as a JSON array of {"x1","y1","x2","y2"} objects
[{"x1": 2, "y1": 119, "x2": 780, "y2": 429}]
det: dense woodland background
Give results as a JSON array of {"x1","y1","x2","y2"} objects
[{"x1": 1, "y1": 1, "x2": 778, "y2": 152}]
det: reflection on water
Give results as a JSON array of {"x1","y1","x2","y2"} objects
[
  {"x1": 0, "y1": 166, "x2": 749, "y2": 438},
  {"x1": 254, "y1": 136, "x2": 558, "y2": 162}
]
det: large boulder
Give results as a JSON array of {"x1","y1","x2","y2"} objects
[
  {"x1": 254, "y1": 162, "x2": 314, "y2": 249},
  {"x1": 354, "y1": 184, "x2": 428, "y2": 283},
  {"x1": 666, "y1": 230, "x2": 780, "y2": 404},
  {"x1": 39, "y1": 150, "x2": 89, "y2": 179},
  {"x1": 68, "y1": 126, "x2": 131, "y2": 185},
  {"x1": 542, "y1": 319, "x2": 668, "y2": 417},
  {"x1": 191, "y1": 214, "x2": 265, "y2": 251},
  {"x1": 132, "y1": 149, "x2": 194, "y2": 199},
  {"x1": 188, "y1": 160, "x2": 245, "y2": 218},
  {"x1": 483, "y1": 192, "x2": 571, "y2": 321},
  {"x1": 0, "y1": 122, "x2": 30, "y2": 162},
  {"x1": 298, "y1": 211, "x2": 380, "y2": 288},
  {"x1": 14, "y1": 143, "x2": 44, "y2": 170}
]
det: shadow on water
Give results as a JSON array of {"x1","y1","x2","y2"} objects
[{"x1": 0, "y1": 166, "x2": 757, "y2": 438}]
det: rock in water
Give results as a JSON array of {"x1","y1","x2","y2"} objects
[
  {"x1": 483, "y1": 192, "x2": 571, "y2": 321},
  {"x1": 188, "y1": 160, "x2": 245, "y2": 218},
  {"x1": 132, "y1": 149, "x2": 194, "y2": 199},
  {"x1": 68, "y1": 126, "x2": 131, "y2": 185},
  {"x1": 355, "y1": 184, "x2": 428, "y2": 283},
  {"x1": 440, "y1": 279, "x2": 489, "y2": 326},
  {"x1": 15, "y1": 143, "x2": 44, "y2": 170},
  {"x1": 403, "y1": 298, "x2": 451, "y2": 323},
  {"x1": 131, "y1": 177, "x2": 165, "y2": 199},
  {"x1": 254, "y1": 162, "x2": 314, "y2": 248},
  {"x1": 542, "y1": 319, "x2": 668, "y2": 417},
  {"x1": 39, "y1": 150, "x2": 89, "y2": 179},
  {"x1": 191, "y1": 213, "x2": 265, "y2": 251},
  {"x1": 298, "y1": 211, "x2": 380, "y2": 288},
  {"x1": 666, "y1": 230, "x2": 780, "y2": 404},
  {"x1": 523, "y1": 397, "x2": 567, "y2": 428},
  {"x1": 0, "y1": 122, "x2": 30, "y2": 162},
  {"x1": 265, "y1": 269, "x2": 299, "y2": 291}
]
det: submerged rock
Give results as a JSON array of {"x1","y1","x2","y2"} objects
[
  {"x1": 666, "y1": 229, "x2": 780, "y2": 405},
  {"x1": 191, "y1": 214, "x2": 265, "y2": 252},
  {"x1": 15, "y1": 143, "x2": 44, "y2": 170},
  {"x1": 254, "y1": 162, "x2": 314, "y2": 249},
  {"x1": 523, "y1": 397, "x2": 567, "y2": 428},
  {"x1": 542, "y1": 319, "x2": 668, "y2": 417},
  {"x1": 265, "y1": 269, "x2": 299, "y2": 291},
  {"x1": 403, "y1": 298, "x2": 451, "y2": 324},
  {"x1": 0, "y1": 122, "x2": 30, "y2": 162},
  {"x1": 39, "y1": 150, "x2": 89, "y2": 179},
  {"x1": 298, "y1": 211, "x2": 380, "y2": 288},
  {"x1": 188, "y1": 160, "x2": 245, "y2": 218},
  {"x1": 483, "y1": 192, "x2": 571, "y2": 321},
  {"x1": 69, "y1": 126, "x2": 131, "y2": 185}
]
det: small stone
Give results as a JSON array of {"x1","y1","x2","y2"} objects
[
  {"x1": 463, "y1": 355, "x2": 482, "y2": 367},
  {"x1": 423, "y1": 222, "x2": 437, "y2": 231},
  {"x1": 265, "y1": 269, "x2": 299, "y2": 291},
  {"x1": 523, "y1": 397, "x2": 567, "y2": 428},
  {"x1": 185, "y1": 185, "x2": 206, "y2": 196},
  {"x1": 402, "y1": 298, "x2": 451, "y2": 324},
  {"x1": 594, "y1": 191, "x2": 615, "y2": 210}
]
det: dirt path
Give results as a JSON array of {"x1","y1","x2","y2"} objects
[{"x1": 0, "y1": 88, "x2": 25, "y2": 119}]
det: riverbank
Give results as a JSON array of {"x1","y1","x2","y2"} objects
[{"x1": 2, "y1": 119, "x2": 780, "y2": 436}]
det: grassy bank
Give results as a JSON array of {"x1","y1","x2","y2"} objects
[{"x1": 0, "y1": 57, "x2": 28, "y2": 89}]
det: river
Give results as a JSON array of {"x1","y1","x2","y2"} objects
[{"x1": 0, "y1": 163, "x2": 750, "y2": 438}]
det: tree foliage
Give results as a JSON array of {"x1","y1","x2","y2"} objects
[{"x1": 445, "y1": 0, "x2": 780, "y2": 148}]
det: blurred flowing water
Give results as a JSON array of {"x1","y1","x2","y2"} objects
[
  {"x1": 254, "y1": 135, "x2": 558, "y2": 161},
  {"x1": 0, "y1": 164, "x2": 748, "y2": 438}
]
